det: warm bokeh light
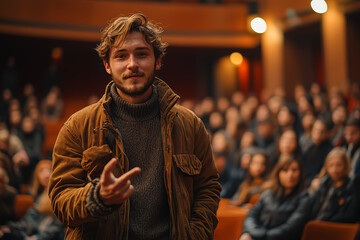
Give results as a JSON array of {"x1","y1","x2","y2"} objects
[
  {"x1": 311, "y1": 0, "x2": 328, "y2": 14},
  {"x1": 230, "y1": 52, "x2": 244, "y2": 65},
  {"x1": 250, "y1": 17, "x2": 267, "y2": 34},
  {"x1": 51, "y1": 47, "x2": 63, "y2": 60}
]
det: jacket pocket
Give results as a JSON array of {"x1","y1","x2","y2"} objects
[
  {"x1": 172, "y1": 154, "x2": 202, "y2": 175},
  {"x1": 81, "y1": 144, "x2": 113, "y2": 179},
  {"x1": 172, "y1": 154, "x2": 202, "y2": 221}
]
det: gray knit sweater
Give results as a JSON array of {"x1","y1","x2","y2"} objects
[{"x1": 110, "y1": 84, "x2": 170, "y2": 240}]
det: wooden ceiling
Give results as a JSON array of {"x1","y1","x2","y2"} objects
[{"x1": 0, "y1": 0, "x2": 260, "y2": 48}]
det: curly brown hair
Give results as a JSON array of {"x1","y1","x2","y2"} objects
[{"x1": 96, "y1": 13, "x2": 167, "y2": 63}]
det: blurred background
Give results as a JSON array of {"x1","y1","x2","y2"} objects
[{"x1": 0, "y1": 0, "x2": 359, "y2": 154}]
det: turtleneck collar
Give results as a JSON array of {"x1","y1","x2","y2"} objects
[{"x1": 110, "y1": 83, "x2": 159, "y2": 122}]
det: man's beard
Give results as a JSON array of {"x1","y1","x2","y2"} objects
[{"x1": 116, "y1": 70, "x2": 155, "y2": 98}]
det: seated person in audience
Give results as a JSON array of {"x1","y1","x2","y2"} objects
[
  {"x1": 299, "y1": 111, "x2": 316, "y2": 153},
  {"x1": 303, "y1": 116, "x2": 333, "y2": 185},
  {"x1": 28, "y1": 160, "x2": 52, "y2": 200},
  {"x1": 343, "y1": 116, "x2": 360, "y2": 178},
  {"x1": 296, "y1": 94, "x2": 314, "y2": 119},
  {"x1": 309, "y1": 147, "x2": 360, "y2": 223},
  {"x1": 230, "y1": 151, "x2": 268, "y2": 208},
  {"x1": 276, "y1": 103, "x2": 300, "y2": 136},
  {"x1": 0, "y1": 160, "x2": 64, "y2": 240},
  {"x1": 270, "y1": 129, "x2": 301, "y2": 169},
  {"x1": 211, "y1": 131, "x2": 230, "y2": 185},
  {"x1": 8, "y1": 109, "x2": 22, "y2": 135},
  {"x1": 0, "y1": 167, "x2": 16, "y2": 225},
  {"x1": 0, "y1": 151, "x2": 13, "y2": 188},
  {"x1": 220, "y1": 146, "x2": 257, "y2": 199},
  {"x1": 240, "y1": 157, "x2": 311, "y2": 240},
  {"x1": 41, "y1": 86, "x2": 63, "y2": 121},
  {"x1": 313, "y1": 93, "x2": 331, "y2": 120},
  {"x1": 330, "y1": 104, "x2": 347, "y2": 146},
  {"x1": 17, "y1": 116, "x2": 43, "y2": 183},
  {"x1": 255, "y1": 118, "x2": 276, "y2": 157}
]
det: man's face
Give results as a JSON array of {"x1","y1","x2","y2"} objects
[
  {"x1": 344, "y1": 125, "x2": 360, "y2": 145},
  {"x1": 104, "y1": 31, "x2": 161, "y2": 103},
  {"x1": 311, "y1": 121, "x2": 329, "y2": 145}
]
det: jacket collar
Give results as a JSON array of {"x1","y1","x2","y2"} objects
[{"x1": 100, "y1": 77, "x2": 180, "y2": 118}]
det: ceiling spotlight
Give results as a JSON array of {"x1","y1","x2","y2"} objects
[
  {"x1": 250, "y1": 17, "x2": 267, "y2": 34},
  {"x1": 311, "y1": 0, "x2": 328, "y2": 14}
]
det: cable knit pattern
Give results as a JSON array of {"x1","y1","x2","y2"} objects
[{"x1": 85, "y1": 179, "x2": 117, "y2": 217}]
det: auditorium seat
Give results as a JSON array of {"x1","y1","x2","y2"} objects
[
  {"x1": 301, "y1": 220, "x2": 360, "y2": 240},
  {"x1": 14, "y1": 194, "x2": 34, "y2": 220}
]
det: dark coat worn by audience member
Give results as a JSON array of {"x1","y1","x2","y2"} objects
[
  {"x1": 303, "y1": 139, "x2": 333, "y2": 184},
  {"x1": 311, "y1": 175, "x2": 360, "y2": 223},
  {"x1": 242, "y1": 189, "x2": 311, "y2": 240},
  {"x1": 4, "y1": 207, "x2": 64, "y2": 240}
]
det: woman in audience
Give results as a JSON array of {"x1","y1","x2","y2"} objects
[
  {"x1": 0, "y1": 160, "x2": 65, "y2": 240},
  {"x1": 230, "y1": 151, "x2": 268, "y2": 208},
  {"x1": 240, "y1": 157, "x2": 310, "y2": 240},
  {"x1": 309, "y1": 147, "x2": 360, "y2": 223}
]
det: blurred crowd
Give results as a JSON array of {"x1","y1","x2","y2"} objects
[
  {"x1": 181, "y1": 81, "x2": 360, "y2": 239},
  {"x1": 0, "y1": 56, "x2": 65, "y2": 239}
]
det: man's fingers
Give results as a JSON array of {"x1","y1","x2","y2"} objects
[
  {"x1": 113, "y1": 167, "x2": 141, "y2": 188},
  {"x1": 101, "y1": 158, "x2": 118, "y2": 185},
  {"x1": 119, "y1": 167, "x2": 141, "y2": 182}
]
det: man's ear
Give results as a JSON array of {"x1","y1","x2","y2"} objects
[
  {"x1": 155, "y1": 57, "x2": 162, "y2": 70},
  {"x1": 104, "y1": 60, "x2": 111, "y2": 75}
]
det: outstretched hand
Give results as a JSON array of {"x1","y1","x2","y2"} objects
[{"x1": 99, "y1": 158, "x2": 141, "y2": 206}]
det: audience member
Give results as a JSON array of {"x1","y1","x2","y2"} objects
[
  {"x1": 0, "y1": 167, "x2": 16, "y2": 225},
  {"x1": 299, "y1": 111, "x2": 316, "y2": 153},
  {"x1": 240, "y1": 157, "x2": 310, "y2": 240},
  {"x1": 255, "y1": 118, "x2": 276, "y2": 157},
  {"x1": 303, "y1": 117, "x2": 333, "y2": 185},
  {"x1": 41, "y1": 86, "x2": 63, "y2": 121},
  {"x1": 343, "y1": 116, "x2": 360, "y2": 178},
  {"x1": 16, "y1": 117, "x2": 43, "y2": 183},
  {"x1": 0, "y1": 160, "x2": 65, "y2": 240},
  {"x1": 230, "y1": 151, "x2": 268, "y2": 208},
  {"x1": 330, "y1": 104, "x2": 347, "y2": 146},
  {"x1": 309, "y1": 147, "x2": 360, "y2": 223},
  {"x1": 271, "y1": 129, "x2": 301, "y2": 168}
]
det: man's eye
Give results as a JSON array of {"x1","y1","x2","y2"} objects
[{"x1": 137, "y1": 52, "x2": 148, "y2": 57}]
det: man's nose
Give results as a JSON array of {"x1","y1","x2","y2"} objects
[{"x1": 127, "y1": 55, "x2": 139, "y2": 70}]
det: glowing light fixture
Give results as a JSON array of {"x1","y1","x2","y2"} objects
[
  {"x1": 250, "y1": 17, "x2": 267, "y2": 34},
  {"x1": 311, "y1": 0, "x2": 328, "y2": 14},
  {"x1": 230, "y1": 52, "x2": 244, "y2": 66}
]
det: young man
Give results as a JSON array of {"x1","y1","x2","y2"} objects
[{"x1": 48, "y1": 14, "x2": 221, "y2": 239}]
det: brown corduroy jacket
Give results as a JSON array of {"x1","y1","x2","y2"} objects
[{"x1": 48, "y1": 78, "x2": 221, "y2": 239}]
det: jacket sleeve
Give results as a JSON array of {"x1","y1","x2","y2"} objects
[
  {"x1": 188, "y1": 117, "x2": 222, "y2": 239},
  {"x1": 242, "y1": 192, "x2": 268, "y2": 239},
  {"x1": 265, "y1": 193, "x2": 311, "y2": 240},
  {"x1": 48, "y1": 122, "x2": 111, "y2": 227}
]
